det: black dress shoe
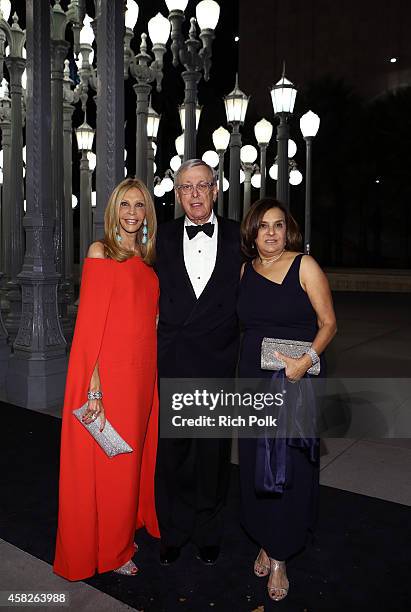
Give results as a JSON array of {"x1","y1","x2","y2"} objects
[
  {"x1": 160, "y1": 545, "x2": 181, "y2": 565},
  {"x1": 197, "y1": 546, "x2": 220, "y2": 565}
]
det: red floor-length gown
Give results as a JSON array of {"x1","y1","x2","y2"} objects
[{"x1": 54, "y1": 256, "x2": 160, "y2": 581}]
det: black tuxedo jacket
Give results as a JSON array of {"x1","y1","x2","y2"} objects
[{"x1": 156, "y1": 215, "x2": 242, "y2": 378}]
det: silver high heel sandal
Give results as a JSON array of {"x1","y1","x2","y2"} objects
[
  {"x1": 267, "y1": 558, "x2": 289, "y2": 601},
  {"x1": 254, "y1": 548, "x2": 270, "y2": 577},
  {"x1": 113, "y1": 559, "x2": 138, "y2": 576}
]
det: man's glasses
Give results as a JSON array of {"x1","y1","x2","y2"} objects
[{"x1": 175, "y1": 181, "x2": 215, "y2": 195}]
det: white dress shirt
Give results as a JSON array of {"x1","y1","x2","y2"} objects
[{"x1": 183, "y1": 212, "x2": 218, "y2": 298}]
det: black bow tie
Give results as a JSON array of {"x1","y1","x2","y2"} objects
[{"x1": 186, "y1": 222, "x2": 214, "y2": 240}]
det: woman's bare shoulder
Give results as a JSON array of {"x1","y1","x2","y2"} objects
[{"x1": 87, "y1": 242, "x2": 106, "y2": 259}]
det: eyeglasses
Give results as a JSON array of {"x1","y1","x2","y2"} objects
[{"x1": 175, "y1": 181, "x2": 215, "y2": 195}]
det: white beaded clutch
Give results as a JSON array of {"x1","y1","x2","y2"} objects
[
  {"x1": 73, "y1": 403, "x2": 134, "y2": 457},
  {"x1": 261, "y1": 337, "x2": 320, "y2": 376}
]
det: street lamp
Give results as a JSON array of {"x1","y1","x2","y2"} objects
[
  {"x1": 254, "y1": 118, "x2": 273, "y2": 198},
  {"x1": 165, "y1": 0, "x2": 220, "y2": 160},
  {"x1": 76, "y1": 119, "x2": 95, "y2": 267},
  {"x1": 300, "y1": 109, "x2": 320, "y2": 254},
  {"x1": 179, "y1": 102, "x2": 202, "y2": 133},
  {"x1": 224, "y1": 74, "x2": 250, "y2": 220},
  {"x1": 212, "y1": 125, "x2": 230, "y2": 216},
  {"x1": 202, "y1": 149, "x2": 219, "y2": 168},
  {"x1": 240, "y1": 144, "x2": 257, "y2": 218},
  {"x1": 270, "y1": 68, "x2": 297, "y2": 209}
]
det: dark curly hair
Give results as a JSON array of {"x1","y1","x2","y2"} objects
[{"x1": 241, "y1": 198, "x2": 302, "y2": 259}]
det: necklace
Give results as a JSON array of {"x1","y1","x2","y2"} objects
[{"x1": 259, "y1": 249, "x2": 285, "y2": 265}]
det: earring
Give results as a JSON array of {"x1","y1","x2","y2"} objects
[
  {"x1": 116, "y1": 226, "x2": 122, "y2": 242},
  {"x1": 142, "y1": 218, "x2": 148, "y2": 245}
]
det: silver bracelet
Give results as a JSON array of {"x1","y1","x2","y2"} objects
[
  {"x1": 87, "y1": 390, "x2": 103, "y2": 401},
  {"x1": 305, "y1": 347, "x2": 320, "y2": 366}
]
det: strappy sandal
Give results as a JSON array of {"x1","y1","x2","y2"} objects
[
  {"x1": 254, "y1": 548, "x2": 270, "y2": 577},
  {"x1": 113, "y1": 559, "x2": 138, "y2": 576},
  {"x1": 267, "y1": 558, "x2": 289, "y2": 602}
]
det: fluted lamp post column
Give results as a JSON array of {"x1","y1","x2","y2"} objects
[
  {"x1": 270, "y1": 69, "x2": 297, "y2": 210},
  {"x1": 126, "y1": 14, "x2": 169, "y2": 183},
  {"x1": 147, "y1": 100, "x2": 160, "y2": 199},
  {"x1": 300, "y1": 110, "x2": 320, "y2": 254},
  {"x1": 0, "y1": 78, "x2": 11, "y2": 286},
  {"x1": 240, "y1": 145, "x2": 258, "y2": 219},
  {"x1": 76, "y1": 120, "x2": 95, "y2": 268},
  {"x1": 254, "y1": 118, "x2": 273, "y2": 198},
  {"x1": 212, "y1": 126, "x2": 230, "y2": 217},
  {"x1": 166, "y1": 0, "x2": 220, "y2": 160},
  {"x1": 224, "y1": 74, "x2": 250, "y2": 221}
]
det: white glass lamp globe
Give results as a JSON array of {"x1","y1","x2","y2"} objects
[
  {"x1": 240, "y1": 144, "x2": 258, "y2": 164},
  {"x1": 125, "y1": 0, "x2": 139, "y2": 30},
  {"x1": 269, "y1": 163, "x2": 278, "y2": 181},
  {"x1": 196, "y1": 0, "x2": 220, "y2": 30},
  {"x1": 165, "y1": 0, "x2": 189, "y2": 11},
  {"x1": 212, "y1": 126, "x2": 230, "y2": 152},
  {"x1": 87, "y1": 151, "x2": 96, "y2": 172},
  {"x1": 288, "y1": 139, "x2": 297, "y2": 158},
  {"x1": 91, "y1": 191, "x2": 97, "y2": 207},
  {"x1": 217, "y1": 177, "x2": 229, "y2": 192},
  {"x1": 202, "y1": 150, "x2": 219, "y2": 168},
  {"x1": 80, "y1": 15, "x2": 95, "y2": 45},
  {"x1": 162, "y1": 177, "x2": 174, "y2": 192},
  {"x1": 175, "y1": 134, "x2": 184, "y2": 157},
  {"x1": 254, "y1": 118, "x2": 273, "y2": 145},
  {"x1": 154, "y1": 183, "x2": 166, "y2": 198},
  {"x1": 251, "y1": 173, "x2": 261, "y2": 189},
  {"x1": 71, "y1": 195, "x2": 78, "y2": 209},
  {"x1": 300, "y1": 110, "x2": 320, "y2": 138},
  {"x1": 239, "y1": 169, "x2": 245, "y2": 184},
  {"x1": 289, "y1": 169, "x2": 303, "y2": 185},
  {"x1": 170, "y1": 155, "x2": 182, "y2": 172},
  {"x1": 148, "y1": 13, "x2": 170, "y2": 45}
]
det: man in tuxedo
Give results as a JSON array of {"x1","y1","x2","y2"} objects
[{"x1": 155, "y1": 159, "x2": 242, "y2": 565}]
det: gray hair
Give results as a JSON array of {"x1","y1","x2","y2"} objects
[{"x1": 174, "y1": 158, "x2": 216, "y2": 186}]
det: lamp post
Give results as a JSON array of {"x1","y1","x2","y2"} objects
[
  {"x1": 0, "y1": 78, "x2": 10, "y2": 287},
  {"x1": 300, "y1": 110, "x2": 320, "y2": 254},
  {"x1": 240, "y1": 144, "x2": 258, "y2": 218},
  {"x1": 254, "y1": 118, "x2": 273, "y2": 198},
  {"x1": 147, "y1": 100, "x2": 160, "y2": 200},
  {"x1": 125, "y1": 10, "x2": 169, "y2": 183},
  {"x1": 224, "y1": 74, "x2": 250, "y2": 220},
  {"x1": 76, "y1": 119, "x2": 95, "y2": 268},
  {"x1": 173, "y1": 135, "x2": 185, "y2": 218},
  {"x1": 270, "y1": 68, "x2": 297, "y2": 209},
  {"x1": 166, "y1": 0, "x2": 220, "y2": 160},
  {"x1": 212, "y1": 126, "x2": 230, "y2": 216}
]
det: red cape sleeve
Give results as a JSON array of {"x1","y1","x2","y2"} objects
[{"x1": 62, "y1": 258, "x2": 115, "y2": 414}]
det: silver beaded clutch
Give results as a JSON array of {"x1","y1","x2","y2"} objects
[
  {"x1": 261, "y1": 337, "x2": 320, "y2": 376},
  {"x1": 73, "y1": 403, "x2": 134, "y2": 458}
]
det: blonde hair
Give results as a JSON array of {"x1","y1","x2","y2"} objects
[{"x1": 102, "y1": 178, "x2": 157, "y2": 265}]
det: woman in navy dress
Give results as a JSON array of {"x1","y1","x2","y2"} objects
[{"x1": 237, "y1": 199, "x2": 337, "y2": 601}]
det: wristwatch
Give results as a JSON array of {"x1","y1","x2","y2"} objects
[{"x1": 305, "y1": 348, "x2": 320, "y2": 366}]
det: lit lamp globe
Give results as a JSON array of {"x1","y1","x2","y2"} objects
[
  {"x1": 254, "y1": 118, "x2": 273, "y2": 145},
  {"x1": 224, "y1": 75, "x2": 249, "y2": 125},
  {"x1": 161, "y1": 177, "x2": 174, "y2": 192},
  {"x1": 87, "y1": 151, "x2": 96, "y2": 172},
  {"x1": 153, "y1": 162, "x2": 157, "y2": 173},
  {"x1": 170, "y1": 155, "x2": 181, "y2": 172},
  {"x1": 148, "y1": 12, "x2": 171, "y2": 45},
  {"x1": 217, "y1": 177, "x2": 229, "y2": 192},
  {"x1": 80, "y1": 15, "x2": 95, "y2": 45},
  {"x1": 202, "y1": 150, "x2": 219, "y2": 168},
  {"x1": 270, "y1": 73, "x2": 297, "y2": 115},
  {"x1": 71, "y1": 195, "x2": 78, "y2": 209},
  {"x1": 22, "y1": 145, "x2": 26, "y2": 163},
  {"x1": 239, "y1": 169, "x2": 245, "y2": 184},
  {"x1": 0, "y1": 0, "x2": 11, "y2": 21},
  {"x1": 91, "y1": 191, "x2": 97, "y2": 207},
  {"x1": 212, "y1": 126, "x2": 230, "y2": 152},
  {"x1": 76, "y1": 120, "x2": 95, "y2": 152},
  {"x1": 300, "y1": 110, "x2": 320, "y2": 138},
  {"x1": 269, "y1": 163, "x2": 278, "y2": 181},
  {"x1": 165, "y1": 0, "x2": 189, "y2": 11},
  {"x1": 251, "y1": 172, "x2": 261, "y2": 189},
  {"x1": 240, "y1": 144, "x2": 258, "y2": 164},
  {"x1": 125, "y1": 0, "x2": 139, "y2": 30},
  {"x1": 175, "y1": 134, "x2": 184, "y2": 158},
  {"x1": 288, "y1": 139, "x2": 297, "y2": 158},
  {"x1": 154, "y1": 183, "x2": 166, "y2": 198},
  {"x1": 152, "y1": 142, "x2": 158, "y2": 156},
  {"x1": 21, "y1": 68, "x2": 27, "y2": 90},
  {"x1": 196, "y1": 0, "x2": 220, "y2": 30},
  {"x1": 0, "y1": 168, "x2": 3, "y2": 185},
  {"x1": 289, "y1": 169, "x2": 303, "y2": 186}
]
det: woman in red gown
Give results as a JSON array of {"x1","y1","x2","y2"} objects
[{"x1": 54, "y1": 178, "x2": 160, "y2": 580}]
